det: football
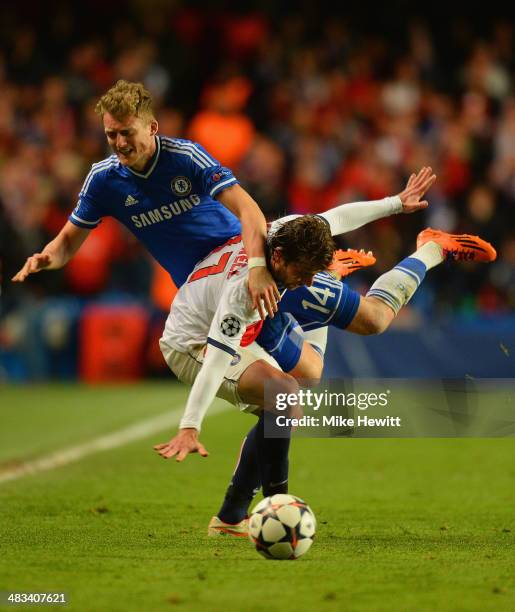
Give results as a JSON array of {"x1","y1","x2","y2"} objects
[{"x1": 248, "y1": 494, "x2": 316, "y2": 560}]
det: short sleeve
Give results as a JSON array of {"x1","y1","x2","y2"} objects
[
  {"x1": 188, "y1": 141, "x2": 239, "y2": 198},
  {"x1": 69, "y1": 166, "x2": 106, "y2": 229},
  {"x1": 202, "y1": 164, "x2": 239, "y2": 199}
]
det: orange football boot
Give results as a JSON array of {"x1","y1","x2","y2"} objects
[
  {"x1": 417, "y1": 228, "x2": 497, "y2": 262},
  {"x1": 328, "y1": 248, "x2": 376, "y2": 279}
]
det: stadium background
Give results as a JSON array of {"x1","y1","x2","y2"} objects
[{"x1": 1, "y1": 0, "x2": 514, "y2": 381}]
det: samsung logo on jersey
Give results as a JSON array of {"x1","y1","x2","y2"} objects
[{"x1": 131, "y1": 194, "x2": 201, "y2": 228}]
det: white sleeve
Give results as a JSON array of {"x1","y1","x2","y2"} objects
[
  {"x1": 178, "y1": 276, "x2": 256, "y2": 431},
  {"x1": 179, "y1": 344, "x2": 233, "y2": 431},
  {"x1": 318, "y1": 196, "x2": 402, "y2": 236},
  {"x1": 268, "y1": 215, "x2": 300, "y2": 238}
]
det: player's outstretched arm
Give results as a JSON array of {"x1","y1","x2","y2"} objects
[
  {"x1": 153, "y1": 341, "x2": 234, "y2": 461},
  {"x1": 155, "y1": 275, "x2": 253, "y2": 462},
  {"x1": 216, "y1": 184, "x2": 280, "y2": 320},
  {"x1": 319, "y1": 166, "x2": 436, "y2": 236},
  {"x1": 12, "y1": 221, "x2": 90, "y2": 282}
]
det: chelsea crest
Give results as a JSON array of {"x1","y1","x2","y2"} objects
[{"x1": 171, "y1": 176, "x2": 192, "y2": 196}]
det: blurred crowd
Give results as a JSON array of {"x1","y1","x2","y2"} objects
[{"x1": 1, "y1": 2, "x2": 514, "y2": 372}]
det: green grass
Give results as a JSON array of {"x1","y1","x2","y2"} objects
[{"x1": 1, "y1": 383, "x2": 514, "y2": 611}]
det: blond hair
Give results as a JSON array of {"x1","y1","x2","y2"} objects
[{"x1": 95, "y1": 80, "x2": 155, "y2": 121}]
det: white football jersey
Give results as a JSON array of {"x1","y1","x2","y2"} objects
[{"x1": 161, "y1": 235, "x2": 261, "y2": 356}]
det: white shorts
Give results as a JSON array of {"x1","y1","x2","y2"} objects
[{"x1": 159, "y1": 339, "x2": 279, "y2": 413}]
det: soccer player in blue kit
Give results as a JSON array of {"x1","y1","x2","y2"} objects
[{"x1": 12, "y1": 80, "x2": 280, "y2": 318}]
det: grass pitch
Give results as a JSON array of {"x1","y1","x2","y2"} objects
[{"x1": 1, "y1": 383, "x2": 514, "y2": 611}]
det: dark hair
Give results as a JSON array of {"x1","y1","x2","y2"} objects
[{"x1": 267, "y1": 215, "x2": 335, "y2": 271}]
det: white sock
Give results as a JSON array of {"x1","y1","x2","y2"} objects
[
  {"x1": 366, "y1": 242, "x2": 443, "y2": 315},
  {"x1": 414, "y1": 241, "x2": 444, "y2": 270}
]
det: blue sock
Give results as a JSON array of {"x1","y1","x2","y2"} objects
[
  {"x1": 217, "y1": 412, "x2": 292, "y2": 523},
  {"x1": 367, "y1": 256, "x2": 428, "y2": 314},
  {"x1": 218, "y1": 425, "x2": 261, "y2": 524},
  {"x1": 394, "y1": 256, "x2": 427, "y2": 283},
  {"x1": 255, "y1": 411, "x2": 291, "y2": 497}
]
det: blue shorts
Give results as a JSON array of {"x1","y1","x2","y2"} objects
[{"x1": 256, "y1": 313, "x2": 303, "y2": 372}]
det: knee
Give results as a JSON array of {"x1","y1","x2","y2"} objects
[
  {"x1": 268, "y1": 369, "x2": 300, "y2": 397},
  {"x1": 358, "y1": 298, "x2": 393, "y2": 335},
  {"x1": 362, "y1": 316, "x2": 388, "y2": 335},
  {"x1": 269, "y1": 372, "x2": 301, "y2": 417},
  {"x1": 293, "y1": 355, "x2": 323, "y2": 386}
]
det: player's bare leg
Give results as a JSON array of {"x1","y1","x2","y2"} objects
[{"x1": 349, "y1": 229, "x2": 496, "y2": 335}]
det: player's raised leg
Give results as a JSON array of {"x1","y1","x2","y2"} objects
[{"x1": 348, "y1": 229, "x2": 496, "y2": 335}]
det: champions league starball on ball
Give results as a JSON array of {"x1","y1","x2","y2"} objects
[{"x1": 248, "y1": 494, "x2": 316, "y2": 560}]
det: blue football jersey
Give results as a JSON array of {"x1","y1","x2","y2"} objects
[{"x1": 69, "y1": 136, "x2": 242, "y2": 286}]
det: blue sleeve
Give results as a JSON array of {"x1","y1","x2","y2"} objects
[
  {"x1": 169, "y1": 139, "x2": 239, "y2": 198},
  {"x1": 69, "y1": 165, "x2": 106, "y2": 229},
  {"x1": 204, "y1": 164, "x2": 239, "y2": 199},
  {"x1": 192, "y1": 142, "x2": 240, "y2": 198}
]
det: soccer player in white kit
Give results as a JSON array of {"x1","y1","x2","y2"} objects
[
  {"x1": 159, "y1": 215, "x2": 335, "y2": 437},
  {"x1": 157, "y1": 215, "x2": 336, "y2": 536}
]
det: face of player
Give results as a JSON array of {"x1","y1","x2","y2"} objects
[
  {"x1": 271, "y1": 250, "x2": 320, "y2": 290},
  {"x1": 103, "y1": 113, "x2": 158, "y2": 171}
]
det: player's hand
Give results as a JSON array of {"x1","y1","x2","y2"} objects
[
  {"x1": 153, "y1": 428, "x2": 209, "y2": 462},
  {"x1": 12, "y1": 253, "x2": 52, "y2": 282},
  {"x1": 398, "y1": 166, "x2": 436, "y2": 214},
  {"x1": 248, "y1": 266, "x2": 281, "y2": 320}
]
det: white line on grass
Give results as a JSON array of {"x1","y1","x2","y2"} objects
[{"x1": 0, "y1": 403, "x2": 231, "y2": 485}]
